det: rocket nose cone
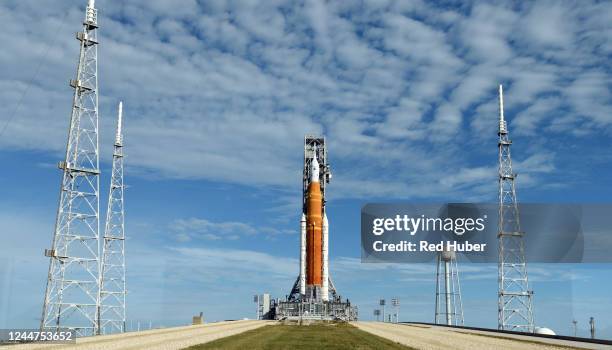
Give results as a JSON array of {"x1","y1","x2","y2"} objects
[
  {"x1": 323, "y1": 213, "x2": 328, "y2": 225},
  {"x1": 310, "y1": 146, "x2": 320, "y2": 183},
  {"x1": 301, "y1": 213, "x2": 306, "y2": 221}
]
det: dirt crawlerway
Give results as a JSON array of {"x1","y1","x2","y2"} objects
[
  {"x1": 353, "y1": 322, "x2": 602, "y2": 350},
  {"x1": 0, "y1": 320, "x2": 271, "y2": 350}
]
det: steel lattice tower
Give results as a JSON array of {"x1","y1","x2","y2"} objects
[
  {"x1": 41, "y1": 0, "x2": 101, "y2": 336},
  {"x1": 434, "y1": 250, "x2": 464, "y2": 326},
  {"x1": 99, "y1": 102, "x2": 126, "y2": 334},
  {"x1": 497, "y1": 84, "x2": 534, "y2": 332}
]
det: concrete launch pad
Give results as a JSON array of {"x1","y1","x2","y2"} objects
[
  {"x1": 4, "y1": 321, "x2": 609, "y2": 350},
  {"x1": 0, "y1": 320, "x2": 271, "y2": 350},
  {"x1": 353, "y1": 322, "x2": 612, "y2": 350}
]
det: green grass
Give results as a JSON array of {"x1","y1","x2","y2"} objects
[{"x1": 186, "y1": 323, "x2": 416, "y2": 350}]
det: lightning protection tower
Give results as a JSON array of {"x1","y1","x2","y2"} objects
[
  {"x1": 434, "y1": 250, "x2": 464, "y2": 326},
  {"x1": 99, "y1": 102, "x2": 127, "y2": 334},
  {"x1": 497, "y1": 84, "x2": 534, "y2": 332},
  {"x1": 41, "y1": 0, "x2": 101, "y2": 336}
]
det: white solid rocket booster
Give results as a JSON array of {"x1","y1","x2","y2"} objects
[
  {"x1": 300, "y1": 213, "x2": 306, "y2": 295},
  {"x1": 322, "y1": 212, "x2": 329, "y2": 301}
]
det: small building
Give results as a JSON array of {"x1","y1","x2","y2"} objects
[{"x1": 192, "y1": 312, "x2": 204, "y2": 325}]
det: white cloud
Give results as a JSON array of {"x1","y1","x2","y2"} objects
[
  {"x1": 521, "y1": 2, "x2": 575, "y2": 48},
  {"x1": 0, "y1": 0, "x2": 610, "y2": 202},
  {"x1": 458, "y1": 3, "x2": 516, "y2": 63},
  {"x1": 169, "y1": 217, "x2": 296, "y2": 241},
  {"x1": 169, "y1": 218, "x2": 256, "y2": 241}
]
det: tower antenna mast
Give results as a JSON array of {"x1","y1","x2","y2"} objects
[
  {"x1": 497, "y1": 84, "x2": 534, "y2": 332},
  {"x1": 99, "y1": 101, "x2": 127, "y2": 334},
  {"x1": 41, "y1": 0, "x2": 101, "y2": 336}
]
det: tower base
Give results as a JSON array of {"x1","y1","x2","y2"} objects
[
  {"x1": 275, "y1": 299, "x2": 357, "y2": 321},
  {"x1": 279, "y1": 276, "x2": 356, "y2": 321}
]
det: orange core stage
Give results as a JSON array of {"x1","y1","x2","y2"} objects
[{"x1": 306, "y1": 180, "x2": 323, "y2": 286}]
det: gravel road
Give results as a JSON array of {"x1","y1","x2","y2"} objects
[
  {"x1": 353, "y1": 322, "x2": 610, "y2": 350},
  {"x1": 0, "y1": 320, "x2": 273, "y2": 350}
]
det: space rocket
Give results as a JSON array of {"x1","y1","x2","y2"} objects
[{"x1": 299, "y1": 146, "x2": 329, "y2": 301}]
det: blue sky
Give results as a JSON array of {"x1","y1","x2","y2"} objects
[{"x1": 0, "y1": 0, "x2": 611, "y2": 339}]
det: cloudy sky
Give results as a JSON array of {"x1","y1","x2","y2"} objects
[{"x1": 0, "y1": 0, "x2": 611, "y2": 338}]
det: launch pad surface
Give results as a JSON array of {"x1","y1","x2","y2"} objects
[
  {"x1": 0, "y1": 320, "x2": 271, "y2": 350},
  {"x1": 3, "y1": 321, "x2": 606, "y2": 350},
  {"x1": 189, "y1": 322, "x2": 599, "y2": 350},
  {"x1": 353, "y1": 322, "x2": 608, "y2": 350}
]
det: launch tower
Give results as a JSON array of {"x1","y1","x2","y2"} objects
[
  {"x1": 275, "y1": 135, "x2": 357, "y2": 321},
  {"x1": 497, "y1": 84, "x2": 535, "y2": 332},
  {"x1": 41, "y1": 0, "x2": 101, "y2": 336}
]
